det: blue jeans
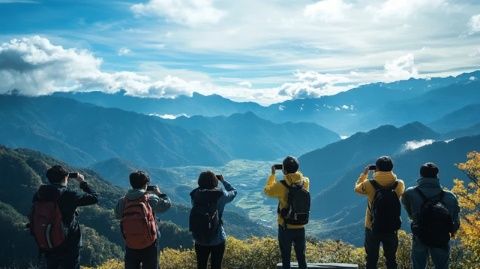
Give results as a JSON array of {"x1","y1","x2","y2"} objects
[
  {"x1": 278, "y1": 226, "x2": 307, "y2": 269},
  {"x1": 364, "y1": 228, "x2": 398, "y2": 269},
  {"x1": 412, "y1": 236, "x2": 449, "y2": 269},
  {"x1": 125, "y1": 241, "x2": 159, "y2": 269}
]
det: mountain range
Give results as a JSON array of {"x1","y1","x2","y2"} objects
[
  {"x1": 53, "y1": 71, "x2": 480, "y2": 134},
  {"x1": 0, "y1": 94, "x2": 337, "y2": 168}
]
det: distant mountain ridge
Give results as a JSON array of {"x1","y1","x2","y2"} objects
[
  {"x1": 299, "y1": 122, "x2": 439, "y2": 194},
  {"x1": 163, "y1": 112, "x2": 340, "y2": 159},
  {"x1": 52, "y1": 70, "x2": 480, "y2": 134}
]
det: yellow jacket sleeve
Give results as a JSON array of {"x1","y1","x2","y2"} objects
[
  {"x1": 354, "y1": 173, "x2": 369, "y2": 195},
  {"x1": 264, "y1": 174, "x2": 283, "y2": 198},
  {"x1": 303, "y1": 177, "x2": 310, "y2": 192},
  {"x1": 395, "y1": 179, "x2": 405, "y2": 198}
]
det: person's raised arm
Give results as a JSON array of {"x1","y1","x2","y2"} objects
[
  {"x1": 73, "y1": 173, "x2": 98, "y2": 207},
  {"x1": 218, "y1": 175, "x2": 237, "y2": 203},
  {"x1": 264, "y1": 166, "x2": 283, "y2": 198},
  {"x1": 354, "y1": 166, "x2": 370, "y2": 195},
  {"x1": 148, "y1": 186, "x2": 171, "y2": 213}
]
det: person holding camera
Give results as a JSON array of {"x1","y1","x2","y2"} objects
[
  {"x1": 189, "y1": 171, "x2": 237, "y2": 269},
  {"x1": 401, "y1": 163, "x2": 460, "y2": 269},
  {"x1": 115, "y1": 171, "x2": 171, "y2": 269},
  {"x1": 354, "y1": 156, "x2": 405, "y2": 269},
  {"x1": 264, "y1": 156, "x2": 310, "y2": 269},
  {"x1": 29, "y1": 165, "x2": 98, "y2": 269}
]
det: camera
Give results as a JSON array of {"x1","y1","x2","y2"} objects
[
  {"x1": 216, "y1": 175, "x2": 223, "y2": 180},
  {"x1": 274, "y1": 164, "x2": 283, "y2": 170},
  {"x1": 368, "y1": 165, "x2": 376, "y2": 171},
  {"x1": 68, "y1": 172, "x2": 78, "y2": 179},
  {"x1": 146, "y1": 186, "x2": 156, "y2": 192}
]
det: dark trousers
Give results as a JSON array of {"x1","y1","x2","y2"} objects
[
  {"x1": 125, "y1": 242, "x2": 158, "y2": 269},
  {"x1": 278, "y1": 226, "x2": 307, "y2": 269},
  {"x1": 194, "y1": 242, "x2": 226, "y2": 269},
  {"x1": 364, "y1": 228, "x2": 398, "y2": 269},
  {"x1": 45, "y1": 245, "x2": 80, "y2": 269}
]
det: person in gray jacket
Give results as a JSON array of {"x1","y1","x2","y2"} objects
[
  {"x1": 115, "y1": 171, "x2": 171, "y2": 269},
  {"x1": 401, "y1": 163, "x2": 460, "y2": 269}
]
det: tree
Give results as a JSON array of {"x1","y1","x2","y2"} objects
[{"x1": 451, "y1": 151, "x2": 480, "y2": 266}]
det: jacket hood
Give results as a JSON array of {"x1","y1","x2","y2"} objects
[
  {"x1": 37, "y1": 184, "x2": 65, "y2": 201},
  {"x1": 190, "y1": 188, "x2": 223, "y2": 204},
  {"x1": 125, "y1": 189, "x2": 148, "y2": 200},
  {"x1": 373, "y1": 171, "x2": 398, "y2": 186},
  {"x1": 284, "y1": 172, "x2": 306, "y2": 186},
  {"x1": 417, "y1": 177, "x2": 441, "y2": 187}
]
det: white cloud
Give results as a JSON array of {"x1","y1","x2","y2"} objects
[
  {"x1": 131, "y1": 0, "x2": 225, "y2": 27},
  {"x1": 237, "y1": 81, "x2": 252, "y2": 88},
  {"x1": 304, "y1": 0, "x2": 352, "y2": 22},
  {"x1": 278, "y1": 71, "x2": 353, "y2": 99},
  {"x1": 384, "y1": 53, "x2": 418, "y2": 81},
  {"x1": 371, "y1": 0, "x2": 447, "y2": 19},
  {"x1": 149, "y1": 113, "x2": 189, "y2": 119},
  {"x1": 0, "y1": 36, "x2": 198, "y2": 98},
  {"x1": 469, "y1": 14, "x2": 480, "y2": 33},
  {"x1": 403, "y1": 139, "x2": 435, "y2": 151},
  {"x1": 118, "y1": 47, "x2": 131, "y2": 56}
]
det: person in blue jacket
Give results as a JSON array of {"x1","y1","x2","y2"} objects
[
  {"x1": 401, "y1": 163, "x2": 460, "y2": 269},
  {"x1": 189, "y1": 171, "x2": 237, "y2": 269}
]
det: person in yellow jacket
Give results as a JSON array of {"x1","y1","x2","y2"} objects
[
  {"x1": 355, "y1": 156, "x2": 405, "y2": 269},
  {"x1": 264, "y1": 156, "x2": 310, "y2": 269}
]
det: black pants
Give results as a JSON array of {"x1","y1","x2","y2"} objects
[
  {"x1": 194, "y1": 242, "x2": 226, "y2": 269},
  {"x1": 125, "y1": 242, "x2": 158, "y2": 269},
  {"x1": 45, "y1": 245, "x2": 80, "y2": 269},
  {"x1": 364, "y1": 228, "x2": 398, "y2": 269},
  {"x1": 278, "y1": 226, "x2": 307, "y2": 269}
]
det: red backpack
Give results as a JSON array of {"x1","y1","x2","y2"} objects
[
  {"x1": 29, "y1": 191, "x2": 67, "y2": 251},
  {"x1": 121, "y1": 194, "x2": 157, "y2": 249}
]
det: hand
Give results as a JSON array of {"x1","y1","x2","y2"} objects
[
  {"x1": 75, "y1": 173, "x2": 85, "y2": 183},
  {"x1": 271, "y1": 165, "x2": 276, "y2": 175},
  {"x1": 363, "y1": 166, "x2": 370, "y2": 175},
  {"x1": 217, "y1": 175, "x2": 224, "y2": 182},
  {"x1": 150, "y1": 185, "x2": 161, "y2": 195}
]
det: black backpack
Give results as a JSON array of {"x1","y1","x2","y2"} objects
[
  {"x1": 279, "y1": 180, "x2": 310, "y2": 225},
  {"x1": 370, "y1": 180, "x2": 401, "y2": 233},
  {"x1": 412, "y1": 189, "x2": 453, "y2": 248},
  {"x1": 189, "y1": 189, "x2": 223, "y2": 243}
]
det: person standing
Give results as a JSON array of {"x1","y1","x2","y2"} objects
[
  {"x1": 115, "y1": 171, "x2": 171, "y2": 269},
  {"x1": 354, "y1": 156, "x2": 405, "y2": 269},
  {"x1": 264, "y1": 156, "x2": 310, "y2": 269},
  {"x1": 190, "y1": 171, "x2": 237, "y2": 269},
  {"x1": 29, "y1": 165, "x2": 98, "y2": 269},
  {"x1": 401, "y1": 163, "x2": 460, "y2": 269}
]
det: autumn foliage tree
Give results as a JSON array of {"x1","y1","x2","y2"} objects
[{"x1": 451, "y1": 151, "x2": 480, "y2": 267}]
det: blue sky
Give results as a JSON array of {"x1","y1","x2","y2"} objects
[{"x1": 1, "y1": 0, "x2": 480, "y2": 104}]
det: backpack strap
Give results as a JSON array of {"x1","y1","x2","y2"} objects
[{"x1": 369, "y1": 180, "x2": 381, "y2": 190}]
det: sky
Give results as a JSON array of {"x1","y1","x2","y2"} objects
[{"x1": 1, "y1": 0, "x2": 480, "y2": 105}]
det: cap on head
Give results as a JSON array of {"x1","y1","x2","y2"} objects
[
  {"x1": 129, "y1": 170, "x2": 150, "y2": 189},
  {"x1": 420, "y1": 162, "x2": 439, "y2": 178},
  {"x1": 376, "y1": 156, "x2": 393, "y2": 172},
  {"x1": 283, "y1": 156, "x2": 299, "y2": 174},
  {"x1": 46, "y1": 165, "x2": 69, "y2": 184},
  {"x1": 198, "y1": 171, "x2": 218, "y2": 189}
]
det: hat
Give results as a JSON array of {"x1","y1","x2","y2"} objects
[
  {"x1": 283, "y1": 156, "x2": 299, "y2": 174},
  {"x1": 420, "y1": 162, "x2": 439, "y2": 178},
  {"x1": 376, "y1": 156, "x2": 393, "y2": 172}
]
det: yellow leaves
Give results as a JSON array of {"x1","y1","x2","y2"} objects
[{"x1": 451, "y1": 151, "x2": 480, "y2": 268}]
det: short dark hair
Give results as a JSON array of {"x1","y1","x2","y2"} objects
[
  {"x1": 376, "y1": 156, "x2": 393, "y2": 172},
  {"x1": 198, "y1": 171, "x2": 218, "y2": 189},
  {"x1": 420, "y1": 162, "x2": 439, "y2": 178},
  {"x1": 129, "y1": 171, "x2": 150, "y2": 189},
  {"x1": 283, "y1": 156, "x2": 299, "y2": 174},
  {"x1": 46, "y1": 165, "x2": 69, "y2": 183}
]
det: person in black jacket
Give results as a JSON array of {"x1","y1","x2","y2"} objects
[{"x1": 32, "y1": 165, "x2": 98, "y2": 269}]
